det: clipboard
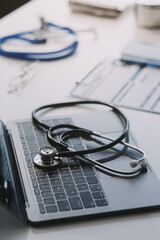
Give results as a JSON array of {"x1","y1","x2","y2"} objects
[{"x1": 71, "y1": 57, "x2": 160, "y2": 114}]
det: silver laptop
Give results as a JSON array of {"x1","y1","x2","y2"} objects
[{"x1": 1, "y1": 110, "x2": 160, "y2": 224}]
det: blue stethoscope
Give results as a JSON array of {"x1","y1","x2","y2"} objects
[{"x1": 0, "y1": 18, "x2": 78, "y2": 61}]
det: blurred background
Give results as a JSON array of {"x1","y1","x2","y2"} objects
[{"x1": 0, "y1": 0, "x2": 30, "y2": 18}]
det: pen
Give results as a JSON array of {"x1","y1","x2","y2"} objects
[{"x1": 120, "y1": 56, "x2": 160, "y2": 68}]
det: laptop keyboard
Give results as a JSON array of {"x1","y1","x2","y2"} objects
[{"x1": 16, "y1": 118, "x2": 108, "y2": 214}]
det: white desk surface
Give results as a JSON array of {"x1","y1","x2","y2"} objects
[{"x1": 1, "y1": 0, "x2": 160, "y2": 239}]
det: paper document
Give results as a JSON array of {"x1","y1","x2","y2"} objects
[{"x1": 71, "y1": 58, "x2": 160, "y2": 114}]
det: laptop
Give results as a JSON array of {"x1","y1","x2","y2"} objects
[{"x1": 1, "y1": 109, "x2": 160, "y2": 224}]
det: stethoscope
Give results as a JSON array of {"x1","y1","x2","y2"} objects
[
  {"x1": 32, "y1": 100, "x2": 148, "y2": 178},
  {"x1": 0, "y1": 18, "x2": 78, "y2": 61}
]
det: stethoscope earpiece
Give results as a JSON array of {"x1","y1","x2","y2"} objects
[
  {"x1": 130, "y1": 159, "x2": 148, "y2": 169},
  {"x1": 140, "y1": 160, "x2": 148, "y2": 168},
  {"x1": 130, "y1": 160, "x2": 139, "y2": 168}
]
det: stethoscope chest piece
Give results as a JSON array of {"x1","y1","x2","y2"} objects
[{"x1": 33, "y1": 146, "x2": 61, "y2": 168}]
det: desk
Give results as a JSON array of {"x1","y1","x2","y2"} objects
[{"x1": 1, "y1": 0, "x2": 160, "y2": 239}]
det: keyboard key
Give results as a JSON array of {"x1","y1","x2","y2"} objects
[
  {"x1": 27, "y1": 162, "x2": 33, "y2": 168},
  {"x1": 55, "y1": 192, "x2": 67, "y2": 200},
  {"x1": 66, "y1": 189, "x2": 78, "y2": 197},
  {"x1": 32, "y1": 181, "x2": 38, "y2": 188},
  {"x1": 21, "y1": 139, "x2": 26, "y2": 144},
  {"x1": 29, "y1": 146, "x2": 39, "y2": 152},
  {"x1": 74, "y1": 177, "x2": 86, "y2": 185},
  {"x1": 26, "y1": 136, "x2": 36, "y2": 141},
  {"x1": 36, "y1": 196, "x2": 42, "y2": 202},
  {"x1": 31, "y1": 175, "x2": 36, "y2": 181},
  {"x1": 70, "y1": 165, "x2": 80, "y2": 171},
  {"x1": 37, "y1": 177, "x2": 49, "y2": 184},
  {"x1": 41, "y1": 191, "x2": 53, "y2": 199},
  {"x1": 38, "y1": 203, "x2": 45, "y2": 214},
  {"x1": 61, "y1": 175, "x2": 73, "y2": 183},
  {"x1": 64, "y1": 182, "x2": 75, "y2": 190},
  {"x1": 82, "y1": 165, "x2": 95, "y2": 176},
  {"x1": 57, "y1": 200, "x2": 70, "y2": 211},
  {"x1": 26, "y1": 156, "x2": 31, "y2": 162},
  {"x1": 27, "y1": 141, "x2": 37, "y2": 147},
  {"x1": 67, "y1": 158, "x2": 79, "y2": 166},
  {"x1": 92, "y1": 191, "x2": 104, "y2": 199},
  {"x1": 48, "y1": 171, "x2": 59, "y2": 178},
  {"x1": 77, "y1": 184, "x2": 89, "y2": 191},
  {"x1": 34, "y1": 188, "x2": 40, "y2": 195},
  {"x1": 36, "y1": 171, "x2": 47, "y2": 177},
  {"x1": 50, "y1": 178, "x2": 62, "y2": 186},
  {"x1": 80, "y1": 191, "x2": 95, "y2": 208},
  {"x1": 59, "y1": 169, "x2": 70, "y2": 176},
  {"x1": 46, "y1": 205, "x2": 58, "y2": 213},
  {"x1": 24, "y1": 131, "x2": 34, "y2": 137},
  {"x1": 44, "y1": 198, "x2": 55, "y2": 205},
  {"x1": 96, "y1": 199, "x2": 108, "y2": 207},
  {"x1": 69, "y1": 196, "x2": 83, "y2": 210},
  {"x1": 35, "y1": 132, "x2": 45, "y2": 137},
  {"x1": 86, "y1": 176, "x2": 98, "y2": 184},
  {"x1": 72, "y1": 170, "x2": 83, "y2": 178},
  {"x1": 52, "y1": 185, "x2": 64, "y2": 193},
  {"x1": 36, "y1": 137, "x2": 47, "y2": 143},
  {"x1": 38, "y1": 142, "x2": 49, "y2": 148},
  {"x1": 22, "y1": 144, "x2": 28, "y2": 150},
  {"x1": 39, "y1": 184, "x2": 51, "y2": 191},
  {"x1": 90, "y1": 184, "x2": 101, "y2": 191},
  {"x1": 19, "y1": 134, "x2": 25, "y2": 139},
  {"x1": 29, "y1": 168, "x2": 34, "y2": 175},
  {"x1": 24, "y1": 150, "x2": 29, "y2": 156}
]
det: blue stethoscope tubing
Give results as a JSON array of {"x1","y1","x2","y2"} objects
[{"x1": 0, "y1": 21, "x2": 78, "y2": 61}]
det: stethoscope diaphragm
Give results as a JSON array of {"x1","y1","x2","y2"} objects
[{"x1": 33, "y1": 146, "x2": 61, "y2": 168}]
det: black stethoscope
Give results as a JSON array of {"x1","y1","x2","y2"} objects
[
  {"x1": 0, "y1": 18, "x2": 78, "y2": 61},
  {"x1": 32, "y1": 100, "x2": 148, "y2": 178}
]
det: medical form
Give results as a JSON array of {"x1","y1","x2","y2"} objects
[{"x1": 71, "y1": 58, "x2": 160, "y2": 114}]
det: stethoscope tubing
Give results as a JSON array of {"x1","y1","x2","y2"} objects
[
  {"x1": 32, "y1": 100, "x2": 147, "y2": 177},
  {"x1": 92, "y1": 131, "x2": 146, "y2": 162},
  {"x1": 57, "y1": 129, "x2": 146, "y2": 177},
  {"x1": 77, "y1": 155, "x2": 143, "y2": 177},
  {"x1": 32, "y1": 100, "x2": 130, "y2": 155},
  {"x1": 0, "y1": 22, "x2": 78, "y2": 61}
]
